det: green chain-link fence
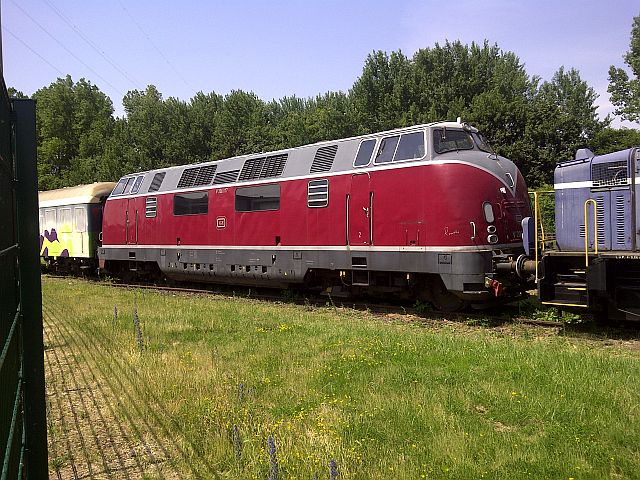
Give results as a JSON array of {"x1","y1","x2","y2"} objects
[{"x1": 0, "y1": 75, "x2": 47, "y2": 478}]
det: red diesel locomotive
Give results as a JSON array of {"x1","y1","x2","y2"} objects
[{"x1": 98, "y1": 120, "x2": 531, "y2": 310}]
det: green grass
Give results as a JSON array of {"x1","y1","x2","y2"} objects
[{"x1": 42, "y1": 277, "x2": 640, "y2": 479}]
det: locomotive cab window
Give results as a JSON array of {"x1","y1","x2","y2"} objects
[
  {"x1": 354, "y1": 139, "x2": 376, "y2": 167},
  {"x1": 374, "y1": 132, "x2": 425, "y2": 164},
  {"x1": 235, "y1": 184, "x2": 280, "y2": 212},
  {"x1": 131, "y1": 175, "x2": 145, "y2": 194},
  {"x1": 375, "y1": 135, "x2": 400, "y2": 164},
  {"x1": 473, "y1": 133, "x2": 494, "y2": 154},
  {"x1": 112, "y1": 177, "x2": 128, "y2": 196},
  {"x1": 122, "y1": 177, "x2": 136, "y2": 195},
  {"x1": 394, "y1": 131, "x2": 425, "y2": 161},
  {"x1": 433, "y1": 129, "x2": 474, "y2": 154},
  {"x1": 174, "y1": 192, "x2": 209, "y2": 216}
]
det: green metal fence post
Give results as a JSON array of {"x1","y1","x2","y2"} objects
[{"x1": 13, "y1": 98, "x2": 48, "y2": 478}]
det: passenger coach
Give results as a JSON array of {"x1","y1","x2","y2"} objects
[
  {"x1": 39, "y1": 182, "x2": 116, "y2": 272},
  {"x1": 99, "y1": 120, "x2": 531, "y2": 310}
]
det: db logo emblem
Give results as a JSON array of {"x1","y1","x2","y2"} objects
[{"x1": 216, "y1": 217, "x2": 226, "y2": 229}]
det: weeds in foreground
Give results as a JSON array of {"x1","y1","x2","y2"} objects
[{"x1": 43, "y1": 277, "x2": 640, "y2": 479}]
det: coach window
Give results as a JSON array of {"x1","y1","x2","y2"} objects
[
  {"x1": 59, "y1": 208, "x2": 72, "y2": 232},
  {"x1": 235, "y1": 184, "x2": 280, "y2": 212},
  {"x1": 374, "y1": 135, "x2": 400, "y2": 164},
  {"x1": 44, "y1": 209, "x2": 56, "y2": 227},
  {"x1": 394, "y1": 132, "x2": 425, "y2": 161},
  {"x1": 354, "y1": 139, "x2": 376, "y2": 167},
  {"x1": 131, "y1": 175, "x2": 145, "y2": 194},
  {"x1": 75, "y1": 207, "x2": 87, "y2": 232},
  {"x1": 174, "y1": 192, "x2": 209, "y2": 216}
]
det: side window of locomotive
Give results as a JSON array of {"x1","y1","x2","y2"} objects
[
  {"x1": 131, "y1": 175, "x2": 145, "y2": 194},
  {"x1": 112, "y1": 177, "x2": 128, "y2": 196},
  {"x1": 354, "y1": 139, "x2": 376, "y2": 167},
  {"x1": 375, "y1": 135, "x2": 400, "y2": 164},
  {"x1": 74, "y1": 207, "x2": 87, "y2": 232},
  {"x1": 235, "y1": 184, "x2": 280, "y2": 212},
  {"x1": 394, "y1": 132, "x2": 425, "y2": 161},
  {"x1": 433, "y1": 129, "x2": 474, "y2": 154},
  {"x1": 174, "y1": 192, "x2": 209, "y2": 216},
  {"x1": 122, "y1": 177, "x2": 136, "y2": 195},
  {"x1": 308, "y1": 179, "x2": 329, "y2": 208}
]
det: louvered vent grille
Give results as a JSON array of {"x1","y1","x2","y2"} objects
[
  {"x1": 148, "y1": 172, "x2": 166, "y2": 192},
  {"x1": 145, "y1": 197, "x2": 157, "y2": 218},
  {"x1": 239, "y1": 157, "x2": 265, "y2": 181},
  {"x1": 592, "y1": 160, "x2": 628, "y2": 188},
  {"x1": 616, "y1": 195, "x2": 626, "y2": 245},
  {"x1": 195, "y1": 165, "x2": 217, "y2": 185},
  {"x1": 239, "y1": 154, "x2": 288, "y2": 181},
  {"x1": 596, "y1": 196, "x2": 605, "y2": 245},
  {"x1": 310, "y1": 145, "x2": 338, "y2": 173},
  {"x1": 178, "y1": 164, "x2": 217, "y2": 188},
  {"x1": 261, "y1": 154, "x2": 287, "y2": 178},
  {"x1": 213, "y1": 170, "x2": 240, "y2": 184},
  {"x1": 308, "y1": 179, "x2": 329, "y2": 207}
]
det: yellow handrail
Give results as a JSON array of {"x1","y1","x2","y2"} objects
[{"x1": 583, "y1": 198, "x2": 598, "y2": 266}]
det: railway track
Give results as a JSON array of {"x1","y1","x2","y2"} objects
[{"x1": 92, "y1": 278, "x2": 566, "y2": 329}]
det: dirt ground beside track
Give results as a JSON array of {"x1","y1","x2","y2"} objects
[{"x1": 43, "y1": 305, "x2": 181, "y2": 480}]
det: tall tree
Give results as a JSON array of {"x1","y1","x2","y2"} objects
[
  {"x1": 608, "y1": 14, "x2": 640, "y2": 122},
  {"x1": 33, "y1": 75, "x2": 114, "y2": 189},
  {"x1": 7, "y1": 87, "x2": 27, "y2": 98},
  {"x1": 121, "y1": 85, "x2": 169, "y2": 171},
  {"x1": 210, "y1": 90, "x2": 271, "y2": 159},
  {"x1": 524, "y1": 67, "x2": 605, "y2": 186},
  {"x1": 350, "y1": 50, "x2": 411, "y2": 133}
]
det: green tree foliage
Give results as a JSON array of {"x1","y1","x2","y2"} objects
[
  {"x1": 608, "y1": 14, "x2": 640, "y2": 122},
  {"x1": 33, "y1": 75, "x2": 114, "y2": 189},
  {"x1": 524, "y1": 67, "x2": 605, "y2": 186},
  {"x1": 8, "y1": 87, "x2": 27, "y2": 98},
  {"x1": 23, "y1": 34, "x2": 632, "y2": 192},
  {"x1": 590, "y1": 127, "x2": 640, "y2": 154}
]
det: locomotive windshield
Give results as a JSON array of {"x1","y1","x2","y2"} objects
[
  {"x1": 433, "y1": 129, "x2": 474, "y2": 154},
  {"x1": 473, "y1": 132, "x2": 494, "y2": 154}
]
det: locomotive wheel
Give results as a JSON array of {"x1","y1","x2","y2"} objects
[{"x1": 429, "y1": 278, "x2": 468, "y2": 313}]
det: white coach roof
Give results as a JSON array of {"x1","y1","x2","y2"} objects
[{"x1": 38, "y1": 182, "x2": 117, "y2": 208}]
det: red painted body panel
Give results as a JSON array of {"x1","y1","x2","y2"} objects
[{"x1": 102, "y1": 163, "x2": 531, "y2": 250}]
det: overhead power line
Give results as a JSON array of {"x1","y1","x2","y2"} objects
[
  {"x1": 40, "y1": 0, "x2": 142, "y2": 89},
  {"x1": 10, "y1": 0, "x2": 125, "y2": 97},
  {"x1": 3, "y1": 26, "x2": 64, "y2": 75},
  {"x1": 116, "y1": 0, "x2": 192, "y2": 89}
]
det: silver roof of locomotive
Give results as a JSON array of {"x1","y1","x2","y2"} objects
[{"x1": 109, "y1": 119, "x2": 500, "y2": 198}]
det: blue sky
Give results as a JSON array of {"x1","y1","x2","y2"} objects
[{"x1": 2, "y1": 0, "x2": 639, "y2": 127}]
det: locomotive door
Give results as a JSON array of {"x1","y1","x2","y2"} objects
[
  {"x1": 348, "y1": 173, "x2": 372, "y2": 246},
  {"x1": 125, "y1": 198, "x2": 138, "y2": 244}
]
